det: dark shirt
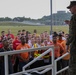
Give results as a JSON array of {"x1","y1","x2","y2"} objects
[
  {"x1": 0, "y1": 47, "x2": 12, "y2": 62},
  {"x1": 66, "y1": 14, "x2": 76, "y2": 46},
  {"x1": 0, "y1": 47, "x2": 13, "y2": 75}
]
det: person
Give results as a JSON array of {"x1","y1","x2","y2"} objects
[
  {"x1": 33, "y1": 29, "x2": 40, "y2": 37},
  {"x1": 57, "y1": 33, "x2": 69, "y2": 75},
  {"x1": 61, "y1": 35, "x2": 70, "y2": 75},
  {"x1": 6, "y1": 29, "x2": 14, "y2": 39},
  {"x1": 66, "y1": 1, "x2": 76, "y2": 75},
  {"x1": 17, "y1": 30, "x2": 22, "y2": 35},
  {"x1": 1, "y1": 31, "x2": 7, "y2": 41},
  {"x1": 31, "y1": 37, "x2": 44, "y2": 68},
  {"x1": 13, "y1": 34, "x2": 21, "y2": 73},
  {"x1": 21, "y1": 29, "x2": 26, "y2": 36},
  {"x1": 49, "y1": 34, "x2": 64, "y2": 75},
  {"x1": 16, "y1": 36, "x2": 30, "y2": 71},
  {"x1": 0, "y1": 39, "x2": 13, "y2": 75}
]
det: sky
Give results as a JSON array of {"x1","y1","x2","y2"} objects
[{"x1": 0, "y1": 0, "x2": 73, "y2": 19}]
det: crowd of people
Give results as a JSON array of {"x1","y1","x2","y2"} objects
[{"x1": 0, "y1": 29, "x2": 70, "y2": 75}]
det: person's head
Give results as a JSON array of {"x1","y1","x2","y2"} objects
[
  {"x1": 46, "y1": 35, "x2": 50, "y2": 41},
  {"x1": 32, "y1": 33, "x2": 36, "y2": 38},
  {"x1": 33, "y1": 29, "x2": 37, "y2": 33},
  {"x1": 53, "y1": 31, "x2": 58, "y2": 36},
  {"x1": 2, "y1": 39, "x2": 9, "y2": 48},
  {"x1": 36, "y1": 37, "x2": 41, "y2": 44},
  {"x1": 9, "y1": 44, "x2": 13, "y2": 50},
  {"x1": 40, "y1": 33, "x2": 45, "y2": 39},
  {"x1": 20, "y1": 36, "x2": 26, "y2": 45},
  {"x1": 16, "y1": 33, "x2": 21, "y2": 40},
  {"x1": 26, "y1": 31, "x2": 31, "y2": 38},
  {"x1": 52, "y1": 34, "x2": 58, "y2": 43},
  {"x1": 65, "y1": 34, "x2": 69, "y2": 39},
  {"x1": 67, "y1": 1, "x2": 76, "y2": 14},
  {"x1": 62, "y1": 31, "x2": 65, "y2": 37},
  {"x1": 8, "y1": 29, "x2": 11, "y2": 34},
  {"x1": 44, "y1": 31, "x2": 49, "y2": 37},
  {"x1": 1, "y1": 31, "x2": 7, "y2": 41},
  {"x1": 28, "y1": 33, "x2": 32, "y2": 39},
  {"x1": 58, "y1": 33, "x2": 63, "y2": 40},
  {"x1": 1, "y1": 31, "x2": 5, "y2": 36},
  {"x1": 44, "y1": 38, "x2": 48, "y2": 46},
  {"x1": 22, "y1": 29, "x2": 26, "y2": 35},
  {"x1": 31, "y1": 38, "x2": 36, "y2": 44},
  {"x1": 18, "y1": 30, "x2": 22, "y2": 35}
]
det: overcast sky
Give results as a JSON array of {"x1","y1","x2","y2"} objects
[{"x1": 0, "y1": 0, "x2": 73, "y2": 19}]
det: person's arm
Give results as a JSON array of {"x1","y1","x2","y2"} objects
[
  {"x1": 67, "y1": 15, "x2": 76, "y2": 44},
  {"x1": 65, "y1": 20, "x2": 70, "y2": 25},
  {"x1": 59, "y1": 44, "x2": 64, "y2": 55},
  {"x1": 66, "y1": 35, "x2": 73, "y2": 45},
  {"x1": 65, "y1": 19, "x2": 72, "y2": 46},
  {"x1": 71, "y1": 15, "x2": 76, "y2": 35},
  {"x1": 66, "y1": 15, "x2": 76, "y2": 51}
]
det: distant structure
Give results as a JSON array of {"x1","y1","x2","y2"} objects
[
  {"x1": 0, "y1": 11, "x2": 72, "y2": 26},
  {"x1": 40, "y1": 11, "x2": 72, "y2": 25},
  {"x1": 57, "y1": 11, "x2": 66, "y2": 14}
]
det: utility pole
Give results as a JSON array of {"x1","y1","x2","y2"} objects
[{"x1": 50, "y1": 0, "x2": 53, "y2": 35}]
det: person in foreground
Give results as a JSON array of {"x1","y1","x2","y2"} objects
[
  {"x1": 0, "y1": 39, "x2": 13, "y2": 75},
  {"x1": 66, "y1": 1, "x2": 76, "y2": 75}
]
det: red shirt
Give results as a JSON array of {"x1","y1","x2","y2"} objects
[
  {"x1": 13, "y1": 39, "x2": 21, "y2": 50},
  {"x1": 0, "y1": 42, "x2": 3, "y2": 48},
  {"x1": 6, "y1": 34, "x2": 14, "y2": 39}
]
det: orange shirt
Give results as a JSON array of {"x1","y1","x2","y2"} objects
[
  {"x1": 16, "y1": 43, "x2": 30, "y2": 60},
  {"x1": 58, "y1": 40, "x2": 70, "y2": 60},
  {"x1": 57, "y1": 40, "x2": 66, "y2": 55},
  {"x1": 62, "y1": 51, "x2": 70, "y2": 60},
  {"x1": 61, "y1": 41, "x2": 66, "y2": 53},
  {"x1": 57, "y1": 39, "x2": 65, "y2": 44},
  {"x1": 61, "y1": 41, "x2": 70, "y2": 60},
  {"x1": 50, "y1": 42, "x2": 64, "y2": 58}
]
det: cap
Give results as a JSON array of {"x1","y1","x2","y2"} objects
[{"x1": 67, "y1": 1, "x2": 76, "y2": 9}]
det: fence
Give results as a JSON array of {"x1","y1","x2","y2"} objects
[{"x1": 0, "y1": 46, "x2": 69, "y2": 75}]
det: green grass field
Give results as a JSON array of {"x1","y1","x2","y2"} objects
[{"x1": 0, "y1": 22, "x2": 69, "y2": 36}]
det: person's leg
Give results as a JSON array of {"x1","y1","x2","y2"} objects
[
  {"x1": 29, "y1": 57, "x2": 34, "y2": 69},
  {"x1": 13, "y1": 57, "x2": 19, "y2": 73},
  {"x1": 62, "y1": 59, "x2": 68, "y2": 75},
  {"x1": 19, "y1": 61, "x2": 26, "y2": 71},
  {"x1": 1, "y1": 62, "x2": 5, "y2": 75},
  {"x1": 65, "y1": 60, "x2": 69, "y2": 75},
  {"x1": 9, "y1": 61, "x2": 13, "y2": 74},
  {"x1": 69, "y1": 54, "x2": 76, "y2": 75},
  {"x1": 69, "y1": 46, "x2": 76, "y2": 75},
  {"x1": 57, "y1": 60, "x2": 62, "y2": 75},
  {"x1": 44, "y1": 59, "x2": 50, "y2": 75}
]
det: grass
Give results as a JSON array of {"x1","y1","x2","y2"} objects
[{"x1": 0, "y1": 22, "x2": 69, "y2": 36}]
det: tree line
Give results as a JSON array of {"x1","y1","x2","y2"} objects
[{"x1": 0, "y1": 11, "x2": 72, "y2": 25}]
